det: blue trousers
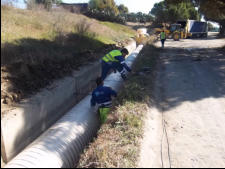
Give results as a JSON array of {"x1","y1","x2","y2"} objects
[
  {"x1": 161, "y1": 39, "x2": 165, "y2": 48},
  {"x1": 101, "y1": 61, "x2": 123, "y2": 80}
]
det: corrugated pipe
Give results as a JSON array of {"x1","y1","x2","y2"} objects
[{"x1": 4, "y1": 44, "x2": 144, "y2": 168}]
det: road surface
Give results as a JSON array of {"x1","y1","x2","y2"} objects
[{"x1": 139, "y1": 33, "x2": 225, "y2": 168}]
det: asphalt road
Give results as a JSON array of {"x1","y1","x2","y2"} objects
[{"x1": 139, "y1": 33, "x2": 225, "y2": 168}]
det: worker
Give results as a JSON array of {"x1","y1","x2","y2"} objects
[
  {"x1": 91, "y1": 77, "x2": 117, "y2": 124},
  {"x1": 160, "y1": 30, "x2": 166, "y2": 48},
  {"x1": 101, "y1": 48, "x2": 131, "y2": 80}
]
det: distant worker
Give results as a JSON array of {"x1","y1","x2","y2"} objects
[
  {"x1": 160, "y1": 30, "x2": 166, "y2": 48},
  {"x1": 101, "y1": 48, "x2": 131, "y2": 80},
  {"x1": 91, "y1": 77, "x2": 117, "y2": 123}
]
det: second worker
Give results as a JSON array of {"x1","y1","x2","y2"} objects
[{"x1": 101, "y1": 48, "x2": 132, "y2": 80}]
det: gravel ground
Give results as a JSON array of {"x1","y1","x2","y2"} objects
[{"x1": 139, "y1": 33, "x2": 225, "y2": 168}]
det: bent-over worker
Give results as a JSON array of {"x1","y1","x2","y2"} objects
[
  {"x1": 101, "y1": 48, "x2": 131, "y2": 80},
  {"x1": 91, "y1": 77, "x2": 117, "y2": 123}
]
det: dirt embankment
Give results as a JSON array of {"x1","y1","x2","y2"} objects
[
  {"x1": 1, "y1": 44, "x2": 115, "y2": 105},
  {"x1": 1, "y1": 38, "x2": 134, "y2": 108},
  {"x1": 1, "y1": 5, "x2": 136, "y2": 110}
]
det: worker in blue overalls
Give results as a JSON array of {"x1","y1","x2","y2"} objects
[
  {"x1": 101, "y1": 48, "x2": 131, "y2": 80},
  {"x1": 91, "y1": 77, "x2": 117, "y2": 123}
]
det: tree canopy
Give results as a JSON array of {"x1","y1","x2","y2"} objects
[
  {"x1": 117, "y1": 4, "x2": 128, "y2": 14},
  {"x1": 89, "y1": 0, "x2": 119, "y2": 16},
  {"x1": 150, "y1": 1, "x2": 168, "y2": 23},
  {"x1": 150, "y1": 0, "x2": 200, "y2": 24},
  {"x1": 25, "y1": 0, "x2": 62, "y2": 10},
  {"x1": 164, "y1": 0, "x2": 225, "y2": 35},
  {"x1": 198, "y1": 0, "x2": 225, "y2": 35}
]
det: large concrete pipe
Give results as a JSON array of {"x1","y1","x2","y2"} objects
[
  {"x1": 4, "y1": 44, "x2": 144, "y2": 168},
  {"x1": 1, "y1": 39, "x2": 136, "y2": 164},
  {"x1": 123, "y1": 38, "x2": 137, "y2": 55}
]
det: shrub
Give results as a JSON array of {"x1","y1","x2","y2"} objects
[
  {"x1": 84, "y1": 8, "x2": 126, "y2": 24},
  {"x1": 26, "y1": 0, "x2": 45, "y2": 11},
  {"x1": 74, "y1": 19, "x2": 91, "y2": 35}
]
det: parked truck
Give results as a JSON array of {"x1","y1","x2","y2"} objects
[
  {"x1": 154, "y1": 20, "x2": 208, "y2": 41},
  {"x1": 177, "y1": 20, "x2": 208, "y2": 38}
]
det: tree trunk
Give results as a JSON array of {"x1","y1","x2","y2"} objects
[{"x1": 219, "y1": 20, "x2": 225, "y2": 36}]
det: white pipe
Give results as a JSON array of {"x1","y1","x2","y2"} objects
[{"x1": 4, "y1": 45, "x2": 144, "y2": 168}]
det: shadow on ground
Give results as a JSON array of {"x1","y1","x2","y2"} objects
[
  {"x1": 118, "y1": 43, "x2": 225, "y2": 114},
  {"x1": 155, "y1": 46, "x2": 225, "y2": 112}
]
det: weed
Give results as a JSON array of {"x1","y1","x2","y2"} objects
[{"x1": 74, "y1": 19, "x2": 91, "y2": 35}]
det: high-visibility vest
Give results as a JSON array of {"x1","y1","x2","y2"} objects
[
  {"x1": 102, "y1": 50, "x2": 121, "y2": 63},
  {"x1": 160, "y1": 32, "x2": 166, "y2": 40}
]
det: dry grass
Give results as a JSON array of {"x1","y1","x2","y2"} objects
[
  {"x1": 77, "y1": 44, "x2": 161, "y2": 168},
  {"x1": 100, "y1": 21, "x2": 136, "y2": 41},
  {"x1": 1, "y1": 5, "x2": 136, "y2": 105},
  {"x1": 78, "y1": 102, "x2": 147, "y2": 168},
  {"x1": 1, "y1": 6, "x2": 135, "y2": 44},
  {"x1": 1, "y1": 5, "x2": 136, "y2": 65}
]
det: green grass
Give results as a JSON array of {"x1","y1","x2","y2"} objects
[
  {"x1": 100, "y1": 21, "x2": 136, "y2": 38},
  {"x1": 95, "y1": 35, "x2": 116, "y2": 44},
  {"x1": 77, "y1": 44, "x2": 161, "y2": 168}
]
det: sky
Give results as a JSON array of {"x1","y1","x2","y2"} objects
[
  {"x1": 63, "y1": 0, "x2": 163, "y2": 14},
  {"x1": 11, "y1": 0, "x2": 163, "y2": 14},
  {"x1": 61, "y1": 0, "x2": 163, "y2": 14},
  {"x1": 7, "y1": 0, "x2": 26, "y2": 9}
]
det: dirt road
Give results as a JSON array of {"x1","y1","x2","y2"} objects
[{"x1": 139, "y1": 33, "x2": 225, "y2": 168}]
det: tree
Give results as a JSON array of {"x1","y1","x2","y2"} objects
[
  {"x1": 118, "y1": 4, "x2": 128, "y2": 14},
  {"x1": 167, "y1": 1, "x2": 200, "y2": 22},
  {"x1": 198, "y1": 0, "x2": 225, "y2": 35},
  {"x1": 123, "y1": 12, "x2": 153, "y2": 23},
  {"x1": 25, "y1": 0, "x2": 62, "y2": 10},
  {"x1": 150, "y1": 0, "x2": 200, "y2": 24},
  {"x1": 89, "y1": 0, "x2": 119, "y2": 16},
  {"x1": 207, "y1": 22, "x2": 215, "y2": 32},
  {"x1": 174, "y1": 0, "x2": 225, "y2": 35},
  {"x1": 150, "y1": 1, "x2": 168, "y2": 23},
  {"x1": 86, "y1": 0, "x2": 126, "y2": 23}
]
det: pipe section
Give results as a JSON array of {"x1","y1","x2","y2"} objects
[{"x1": 5, "y1": 45, "x2": 144, "y2": 168}]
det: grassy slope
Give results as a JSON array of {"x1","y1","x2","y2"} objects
[
  {"x1": 1, "y1": 6, "x2": 136, "y2": 66},
  {"x1": 1, "y1": 6, "x2": 135, "y2": 45},
  {"x1": 1, "y1": 5, "x2": 136, "y2": 104},
  {"x1": 77, "y1": 44, "x2": 161, "y2": 168},
  {"x1": 100, "y1": 21, "x2": 136, "y2": 39}
]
